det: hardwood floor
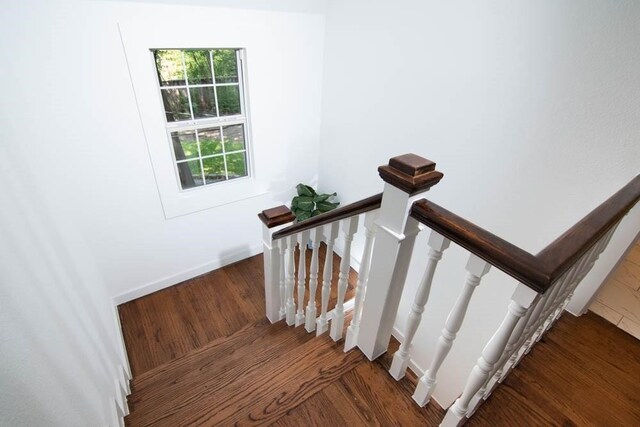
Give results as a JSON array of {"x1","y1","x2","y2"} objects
[
  {"x1": 119, "y1": 244, "x2": 356, "y2": 376},
  {"x1": 119, "y1": 251, "x2": 640, "y2": 426}
]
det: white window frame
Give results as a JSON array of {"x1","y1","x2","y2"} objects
[
  {"x1": 119, "y1": 23, "x2": 266, "y2": 219},
  {"x1": 154, "y1": 48, "x2": 252, "y2": 191}
]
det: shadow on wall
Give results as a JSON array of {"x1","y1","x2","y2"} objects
[{"x1": 0, "y1": 152, "x2": 124, "y2": 425}]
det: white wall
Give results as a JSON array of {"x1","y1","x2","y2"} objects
[
  {"x1": 101, "y1": 0, "x2": 328, "y2": 14},
  {"x1": 0, "y1": 0, "x2": 325, "y2": 424},
  {"x1": 319, "y1": 0, "x2": 640, "y2": 406},
  {"x1": 0, "y1": 0, "x2": 325, "y2": 304}
]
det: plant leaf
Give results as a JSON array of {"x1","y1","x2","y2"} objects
[
  {"x1": 297, "y1": 210, "x2": 312, "y2": 221},
  {"x1": 296, "y1": 183, "x2": 314, "y2": 197},
  {"x1": 313, "y1": 194, "x2": 330, "y2": 203},
  {"x1": 311, "y1": 210, "x2": 322, "y2": 217},
  {"x1": 317, "y1": 201, "x2": 339, "y2": 212},
  {"x1": 291, "y1": 196, "x2": 299, "y2": 209},
  {"x1": 297, "y1": 196, "x2": 314, "y2": 212}
]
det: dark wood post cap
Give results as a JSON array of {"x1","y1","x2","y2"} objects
[
  {"x1": 378, "y1": 153, "x2": 444, "y2": 195},
  {"x1": 258, "y1": 205, "x2": 296, "y2": 228}
]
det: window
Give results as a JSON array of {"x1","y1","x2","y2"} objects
[{"x1": 153, "y1": 49, "x2": 250, "y2": 190}]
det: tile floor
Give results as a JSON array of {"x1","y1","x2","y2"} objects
[{"x1": 589, "y1": 241, "x2": 640, "y2": 340}]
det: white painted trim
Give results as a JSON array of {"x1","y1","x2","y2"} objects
[
  {"x1": 112, "y1": 304, "x2": 132, "y2": 383},
  {"x1": 114, "y1": 378, "x2": 129, "y2": 416},
  {"x1": 113, "y1": 243, "x2": 263, "y2": 304},
  {"x1": 118, "y1": 364, "x2": 131, "y2": 395},
  {"x1": 110, "y1": 397, "x2": 124, "y2": 427},
  {"x1": 327, "y1": 298, "x2": 355, "y2": 321}
]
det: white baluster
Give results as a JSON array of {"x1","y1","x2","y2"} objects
[
  {"x1": 330, "y1": 216, "x2": 359, "y2": 341},
  {"x1": 510, "y1": 274, "x2": 565, "y2": 367},
  {"x1": 344, "y1": 210, "x2": 378, "y2": 351},
  {"x1": 441, "y1": 284, "x2": 538, "y2": 427},
  {"x1": 285, "y1": 234, "x2": 297, "y2": 326},
  {"x1": 467, "y1": 293, "x2": 539, "y2": 417},
  {"x1": 390, "y1": 231, "x2": 450, "y2": 380},
  {"x1": 528, "y1": 268, "x2": 574, "y2": 347},
  {"x1": 316, "y1": 222, "x2": 340, "y2": 336},
  {"x1": 305, "y1": 228, "x2": 322, "y2": 332},
  {"x1": 498, "y1": 294, "x2": 545, "y2": 381},
  {"x1": 533, "y1": 242, "x2": 598, "y2": 344},
  {"x1": 295, "y1": 230, "x2": 311, "y2": 327},
  {"x1": 413, "y1": 254, "x2": 491, "y2": 407},
  {"x1": 545, "y1": 245, "x2": 600, "y2": 331},
  {"x1": 278, "y1": 238, "x2": 287, "y2": 320}
]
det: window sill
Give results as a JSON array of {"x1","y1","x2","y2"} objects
[{"x1": 161, "y1": 177, "x2": 267, "y2": 219}]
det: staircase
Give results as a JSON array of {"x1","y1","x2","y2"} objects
[
  {"x1": 121, "y1": 259, "x2": 445, "y2": 426},
  {"x1": 125, "y1": 317, "x2": 360, "y2": 425},
  {"x1": 119, "y1": 153, "x2": 640, "y2": 426}
]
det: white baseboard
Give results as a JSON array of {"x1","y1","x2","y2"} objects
[
  {"x1": 110, "y1": 397, "x2": 125, "y2": 427},
  {"x1": 328, "y1": 298, "x2": 355, "y2": 320},
  {"x1": 112, "y1": 304, "x2": 132, "y2": 384},
  {"x1": 112, "y1": 244, "x2": 263, "y2": 305}
]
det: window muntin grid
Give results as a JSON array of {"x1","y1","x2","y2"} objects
[{"x1": 153, "y1": 48, "x2": 249, "y2": 190}]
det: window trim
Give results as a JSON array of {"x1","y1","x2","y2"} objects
[
  {"x1": 153, "y1": 48, "x2": 253, "y2": 192},
  {"x1": 120, "y1": 19, "x2": 268, "y2": 219}
]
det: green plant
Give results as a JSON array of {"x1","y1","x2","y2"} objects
[{"x1": 291, "y1": 184, "x2": 339, "y2": 221}]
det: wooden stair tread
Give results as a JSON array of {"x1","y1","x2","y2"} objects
[{"x1": 125, "y1": 315, "x2": 366, "y2": 426}]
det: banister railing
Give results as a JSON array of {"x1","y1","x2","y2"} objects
[
  {"x1": 258, "y1": 153, "x2": 639, "y2": 427},
  {"x1": 271, "y1": 192, "x2": 383, "y2": 240},
  {"x1": 410, "y1": 173, "x2": 640, "y2": 293},
  {"x1": 258, "y1": 192, "x2": 383, "y2": 346}
]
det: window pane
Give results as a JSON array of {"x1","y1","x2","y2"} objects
[
  {"x1": 223, "y1": 124, "x2": 245, "y2": 152},
  {"x1": 203, "y1": 156, "x2": 226, "y2": 184},
  {"x1": 170, "y1": 130, "x2": 198, "y2": 160},
  {"x1": 161, "y1": 88, "x2": 191, "y2": 122},
  {"x1": 216, "y1": 86, "x2": 241, "y2": 116},
  {"x1": 177, "y1": 160, "x2": 203, "y2": 189},
  {"x1": 226, "y1": 152, "x2": 247, "y2": 179},
  {"x1": 190, "y1": 87, "x2": 217, "y2": 119},
  {"x1": 154, "y1": 50, "x2": 185, "y2": 86},
  {"x1": 184, "y1": 50, "x2": 213, "y2": 85},
  {"x1": 198, "y1": 127, "x2": 222, "y2": 156},
  {"x1": 213, "y1": 49, "x2": 238, "y2": 83}
]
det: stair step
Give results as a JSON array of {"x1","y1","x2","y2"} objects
[{"x1": 125, "y1": 315, "x2": 363, "y2": 426}]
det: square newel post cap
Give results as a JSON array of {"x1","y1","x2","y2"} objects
[
  {"x1": 258, "y1": 205, "x2": 296, "y2": 228},
  {"x1": 378, "y1": 153, "x2": 444, "y2": 195}
]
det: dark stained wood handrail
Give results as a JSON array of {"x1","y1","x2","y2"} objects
[
  {"x1": 272, "y1": 193, "x2": 383, "y2": 240},
  {"x1": 411, "y1": 175, "x2": 640, "y2": 293}
]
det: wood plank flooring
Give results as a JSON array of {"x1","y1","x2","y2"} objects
[
  {"x1": 119, "y1": 251, "x2": 640, "y2": 426},
  {"x1": 119, "y1": 245, "x2": 356, "y2": 376}
]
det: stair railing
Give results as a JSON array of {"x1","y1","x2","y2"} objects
[
  {"x1": 259, "y1": 193, "x2": 382, "y2": 345},
  {"x1": 258, "y1": 153, "x2": 639, "y2": 426},
  {"x1": 353, "y1": 154, "x2": 640, "y2": 426}
]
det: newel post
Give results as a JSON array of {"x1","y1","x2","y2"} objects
[
  {"x1": 357, "y1": 154, "x2": 444, "y2": 360},
  {"x1": 258, "y1": 205, "x2": 296, "y2": 323}
]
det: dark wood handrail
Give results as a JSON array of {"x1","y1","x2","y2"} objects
[
  {"x1": 272, "y1": 193, "x2": 383, "y2": 240},
  {"x1": 411, "y1": 175, "x2": 640, "y2": 293}
]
